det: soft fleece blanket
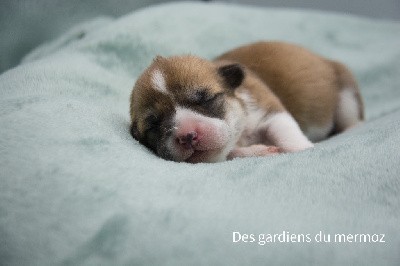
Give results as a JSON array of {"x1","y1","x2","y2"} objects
[{"x1": 1, "y1": 2, "x2": 400, "y2": 265}]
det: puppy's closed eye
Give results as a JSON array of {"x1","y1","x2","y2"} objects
[{"x1": 192, "y1": 89, "x2": 223, "y2": 106}]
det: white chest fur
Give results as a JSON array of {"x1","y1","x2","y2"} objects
[
  {"x1": 235, "y1": 90, "x2": 314, "y2": 152},
  {"x1": 236, "y1": 91, "x2": 269, "y2": 147}
]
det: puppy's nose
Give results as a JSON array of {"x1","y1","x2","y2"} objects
[{"x1": 177, "y1": 131, "x2": 198, "y2": 149}]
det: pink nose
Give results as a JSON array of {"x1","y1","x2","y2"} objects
[{"x1": 177, "y1": 131, "x2": 198, "y2": 149}]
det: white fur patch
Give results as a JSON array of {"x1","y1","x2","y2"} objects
[
  {"x1": 173, "y1": 106, "x2": 233, "y2": 162},
  {"x1": 174, "y1": 107, "x2": 229, "y2": 145},
  {"x1": 175, "y1": 107, "x2": 208, "y2": 124},
  {"x1": 236, "y1": 91, "x2": 267, "y2": 146},
  {"x1": 336, "y1": 89, "x2": 360, "y2": 130},
  {"x1": 262, "y1": 112, "x2": 314, "y2": 152},
  {"x1": 151, "y1": 69, "x2": 167, "y2": 94},
  {"x1": 237, "y1": 91, "x2": 266, "y2": 125}
]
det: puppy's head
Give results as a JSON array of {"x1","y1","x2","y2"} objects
[{"x1": 130, "y1": 55, "x2": 245, "y2": 163}]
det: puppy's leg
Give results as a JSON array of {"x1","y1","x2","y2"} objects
[
  {"x1": 331, "y1": 61, "x2": 364, "y2": 133},
  {"x1": 334, "y1": 89, "x2": 364, "y2": 132},
  {"x1": 227, "y1": 145, "x2": 281, "y2": 160},
  {"x1": 261, "y1": 112, "x2": 314, "y2": 152}
]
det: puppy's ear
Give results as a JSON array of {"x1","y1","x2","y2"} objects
[
  {"x1": 130, "y1": 122, "x2": 139, "y2": 140},
  {"x1": 218, "y1": 64, "x2": 244, "y2": 89}
]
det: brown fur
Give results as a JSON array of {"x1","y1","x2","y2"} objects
[
  {"x1": 130, "y1": 55, "x2": 231, "y2": 137},
  {"x1": 216, "y1": 41, "x2": 361, "y2": 132}
]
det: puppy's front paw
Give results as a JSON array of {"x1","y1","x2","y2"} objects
[
  {"x1": 227, "y1": 144, "x2": 281, "y2": 160},
  {"x1": 283, "y1": 141, "x2": 314, "y2": 152}
]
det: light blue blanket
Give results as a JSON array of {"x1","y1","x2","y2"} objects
[{"x1": 1, "y1": 2, "x2": 400, "y2": 265}]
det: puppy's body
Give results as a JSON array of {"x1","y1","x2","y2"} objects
[
  {"x1": 218, "y1": 42, "x2": 363, "y2": 141},
  {"x1": 130, "y1": 41, "x2": 364, "y2": 163}
]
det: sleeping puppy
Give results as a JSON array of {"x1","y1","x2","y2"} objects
[{"x1": 129, "y1": 41, "x2": 364, "y2": 163}]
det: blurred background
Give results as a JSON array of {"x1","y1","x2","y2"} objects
[{"x1": 1, "y1": 0, "x2": 399, "y2": 73}]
